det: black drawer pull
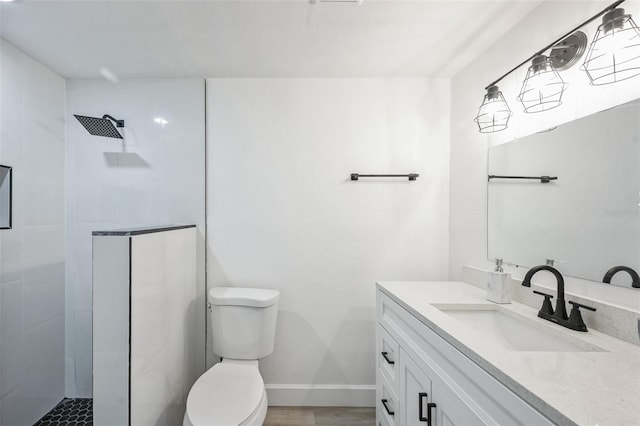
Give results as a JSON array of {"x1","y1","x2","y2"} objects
[
  {"x1": 381, "y1": 351, "x2": 395, "y2": 365},
  {"x1": 381, "y1": 398, "x2": 395, "y2": 416},
  {"x1": 418, "y1": 392, "x2": 428, "y2": 422}
]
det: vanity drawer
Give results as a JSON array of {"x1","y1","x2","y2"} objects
[
  {"x1": 377, "y1": 324, "x2": 400, "y2": 392},
  {"x1": 376, "y1": 372, "x2": 399, "y2": 426}
]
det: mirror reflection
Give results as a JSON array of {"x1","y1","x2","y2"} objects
[{"x1": 488, "y1": 98, "x2": 640, "y2": 288}]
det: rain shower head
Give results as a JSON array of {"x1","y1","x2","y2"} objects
[{"x1": 74, "y1": 114, "x2": 125, "y2": 139}]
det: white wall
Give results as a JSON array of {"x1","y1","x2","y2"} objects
[
  {"x1": 450, "y1": 1, "x2": 640, "y2": 287},
  {"x1": 65, "y1": 79, "x2": 207, "y2": 397},
  {"x1": 0, "y1": 40, "x2": 66, "y2": 425},
  {"x1": 206, "y1": 78, "x2": 450, "y2": 404}
]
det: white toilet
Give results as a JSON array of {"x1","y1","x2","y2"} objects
[{"x1": 184, "y1": 287, "x2": 280, "y2": 426}]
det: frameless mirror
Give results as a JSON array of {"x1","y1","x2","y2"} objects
[
  {"x1": 488, "y1": 99, "x2": 640, "y2": 288},
  {"x1": 0, "y1": 164, "x2": 12, "y2": 229}
]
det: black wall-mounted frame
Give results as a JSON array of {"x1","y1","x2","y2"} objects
[{"x1": 0, "y1": 164, "x2": 12, "y2": 230}]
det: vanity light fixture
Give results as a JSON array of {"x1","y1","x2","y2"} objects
[
  {"x1": 582, "y1": 8, "x2": 640, "y2": 85},
  {"x1": 474, "y1": 0, "x2": 638, "y2": 133},
  {"x1": 517, "y1": 55, "x2": 568, "y2": 113},
  {"x1": 474, "y1": 85, "x2": 512, "y2": 133}
]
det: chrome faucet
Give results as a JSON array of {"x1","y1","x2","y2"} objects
[
  {"x1": 602, "y1": 266, "x2": 640, "y2": 288},
  {"x1": 522, "y1": 265, "x2": 595, "y2": 332}
]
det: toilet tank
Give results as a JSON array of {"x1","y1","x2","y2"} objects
[{"x1": 209, "y1": 287, "x2": 280, "y2": 360}]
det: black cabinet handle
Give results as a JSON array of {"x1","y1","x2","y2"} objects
[
  {"x1": 381, "y1": 398, "x2": 394, "y2": 416},
  {"x1": 381, "y1": 351, "x2": 395, "y2": 365},
  {"x1": 418, "y1": 392, "x2": 428, "y2": 422},
  {"x1": 427, "y1": 402, "x2": 436, "y2": 426}
]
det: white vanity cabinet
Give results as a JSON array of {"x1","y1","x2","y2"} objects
[
  {"x1": 377, "y1": 329, "x2": 483, "y2": 426},
  {"x1": 376, "y1": 289, "x2": 553, "y2": 426}
]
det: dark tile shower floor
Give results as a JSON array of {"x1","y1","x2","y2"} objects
[
  {"x1": 34, "y1": 398, "x2": 92, "y2": 426},
  {"x1": 32, "y1": 399, "x2": 375, "y2": 425}
]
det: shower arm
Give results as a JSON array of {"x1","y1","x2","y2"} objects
[{"x1": 102, "y1": 114, "x2": 125, "y2": 128}]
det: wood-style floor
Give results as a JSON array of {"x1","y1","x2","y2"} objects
[{"x1": 264, "y1": 407, "x2": 376, "y2": 426}]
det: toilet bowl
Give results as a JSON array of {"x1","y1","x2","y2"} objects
[
  {"x1": 183, "y1": 360, "x2": 268, "y2": 426},
  {"x1": 184, "y1": 287, "x2": 279, "y2": 426}
]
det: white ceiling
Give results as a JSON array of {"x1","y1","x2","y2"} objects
[{"x1": 0, "y1": 0, "x2": 541, "y2": 79}]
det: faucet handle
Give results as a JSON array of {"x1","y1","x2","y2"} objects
[
  {"x1": 533, "y1": 290, "x2": 554, "y2": 316},
  {"x1": 533, "y1": 290, "x2": 553, "y2": 298},
  {"x1": 568, "y1": 300, "x2": 596, "y2": 312},
  {"x1": 567, "y1": 301, "x2": 596, "y2": 332}
]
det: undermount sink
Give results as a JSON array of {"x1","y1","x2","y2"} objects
[{"x1": 433, "y1": 304, "x2": 605, "y2": 352}]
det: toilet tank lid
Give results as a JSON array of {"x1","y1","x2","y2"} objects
[{"x1": 209, "y1": 287, "x2": 280, "y2": 308}]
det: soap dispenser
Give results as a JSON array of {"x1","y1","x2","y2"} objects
[{"x1": 487, "y1": 258, "x2": 511, "y2": 304}]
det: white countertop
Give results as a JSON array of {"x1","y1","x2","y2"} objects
[{"x1": 377, "y1": 281, "x2": 640, "y2": 426}]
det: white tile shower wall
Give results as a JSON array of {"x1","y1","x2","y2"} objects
[
  {"x1": 65, "y1": 79, "x2": 207, "y2": 397},
  {"x1": 449, "y1": 2, "x2": 640, "y2": 290},
  {"x1": 0, "y1": 40, "x2": 66, "y2": 425},
  {"x1": 206, "y1": 78, "x2": 450, "y2": 405},
  {"x1": 130, "y1": 229, "x2": 197, "y2": 425},
  {"x1": 92, "y1": 228, "x2": 197, "y2": 425}
]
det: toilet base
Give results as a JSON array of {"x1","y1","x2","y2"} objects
[{"x1": 183, "y1": 388, "x2": 268, "y2": 426}]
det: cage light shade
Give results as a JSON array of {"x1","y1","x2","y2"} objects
[
  {"x1": 517, "y1": 55, "x2": 568, "y2": 113},
  {"x1": 582, "y1": 8, "x2": 640, "y2": 85},
  {"x1": 474, "y1": 85, "x2": 512, "y2": 133}
]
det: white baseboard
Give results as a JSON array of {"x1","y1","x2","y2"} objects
[{"x1": 265, "y1": 384, "x2": 376, "y2": 407}]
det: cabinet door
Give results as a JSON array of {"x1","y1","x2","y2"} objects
[
  {"x1": 430, "y1": 377, "x2": 487, "y2": 426},
  {"x1": 399, "y1": 348, "x2": 433, "y2": 426}
]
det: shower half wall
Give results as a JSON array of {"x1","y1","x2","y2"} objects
[{"x1": 93, "y1": 225, "x2": 198, "y2": 425}]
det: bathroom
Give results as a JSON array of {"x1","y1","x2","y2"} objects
[{"x1": 0, "y1": 0, "x2": 639, "y2": 425}]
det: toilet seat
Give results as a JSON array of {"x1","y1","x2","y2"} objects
[{"x1": 184, "y1": 360, "x2": 267, "y2": 426}]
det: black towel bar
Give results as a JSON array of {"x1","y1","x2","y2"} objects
[
  {"x1": 351, "y1": 173, "x2": 419, "y2": 181},
  {"x1": 488, "y1": 175, "x2": 557, "y2": 183}
]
